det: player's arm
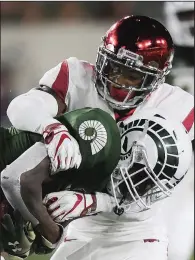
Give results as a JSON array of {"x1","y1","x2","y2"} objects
[
  {"x1": 7, "y1": 61, "x2": 69, "y2": 127},
  {"x1": 1, "y1": 143, "x2": 63, "y2": 246},
  {"x1": 20, "y1": 157, "x2": 62, "y2": 244},
  {"x1": 7, "y1": 61, "x2": 81, "y2": 173}
]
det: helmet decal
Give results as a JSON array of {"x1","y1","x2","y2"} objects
[
  {"x1": 79, "y1": 120, "x2": 108, "y2": 155},
  {"x1": 109, "y1": 108, "x2": 192, "y2": 213},
  {"x1": 119, "y1": 118, "x2": 179, "y2": 181}
]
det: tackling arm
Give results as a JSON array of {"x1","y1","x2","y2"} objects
[
  {"x1": 20, "y1": 157, "x2": 62, "y2": 244},
  {"x1": 7, "y1": 61, "x2": 82, "y2": 173},
  {"x1": 7, "y1": 88, "x2": 64, "y2": 133},
  {"x1": 1, "y1": 142, "x2": 62, "y2": 245}
]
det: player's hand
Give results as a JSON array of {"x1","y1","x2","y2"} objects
[
  {"x1": 1, "y1": 211, "x2": 35, "y2": 259},
  {"x1": 32, "y1": 223, "x2": 65, "y2": 255},
  {"x1": 42, "y1": 120, "x2": 82, "y2": 174},
  {"x1": 43, "y1": 191, "x2": 98, "y2": 223}
]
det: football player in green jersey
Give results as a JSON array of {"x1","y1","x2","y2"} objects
[{"x1": 0, "y1": 107, "x2": 121, "y2": 259}]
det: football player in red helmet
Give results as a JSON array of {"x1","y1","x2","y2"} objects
[
  {"x1": 95, "y1": 15, "x2": 174, "y2": 111},
  {"x1": 6, "y1": 15, "x2": 194, "y2": 260}
]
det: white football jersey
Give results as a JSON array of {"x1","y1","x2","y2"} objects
[
  {"x1": 39, "y1": 57, "x2": 194, "y2": 241},
  {"x1": 39, "y1": 57, "x2": 194, "y2": 141}
]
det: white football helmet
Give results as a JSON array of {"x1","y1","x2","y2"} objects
[
  {"x1": 109, "y1": 108, "x2": 192, "y2": 214},
  {"x1": 164, "y1": 2, "x2": 194, "y2": 47}
]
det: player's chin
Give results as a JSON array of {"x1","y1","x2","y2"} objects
[{"x1": 108, "y1": 86, "x2": 136, "y2": 101}]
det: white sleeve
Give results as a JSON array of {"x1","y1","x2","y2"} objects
[
  {"x1": 39, "y1": 60, "x2": 69, "y2": 103},
  {"x1": 7, "y1": 89, "x2": 58, "y2": 134},
  {"x1": 7, "y1": 58, "x2": 71, "y2": 134}
]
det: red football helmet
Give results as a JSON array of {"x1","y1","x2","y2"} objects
[{"x1": 95, "y1": 15, "x2": 174, "y2": 110}]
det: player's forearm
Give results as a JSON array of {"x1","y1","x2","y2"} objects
[
  {"x1": 1, "y1": 143, "x2": 48, "y2": 227},
  {"x1": 20, "y1": 180, "x2": 60, "y2": 243},
  {"x1": 1, "y1": 144, "x2": 60, "y2": 243},
  {"x1": 7, "y1": 89, "x2": 58, "y2": 134},
  {"x1": 19, "y1": 158, "x2": 61, "y2": 243}
]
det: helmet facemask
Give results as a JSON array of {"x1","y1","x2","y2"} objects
[
  {"x1": 95, "y1": 46, "x2": 167, "y2": 110},
  {"x1": 110, "y1": 140, "x2": 174, "y2": 214}
]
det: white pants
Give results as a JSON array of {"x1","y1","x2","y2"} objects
[{"x1": 51, "y1": 237, "x2": 168, "y2": 260}]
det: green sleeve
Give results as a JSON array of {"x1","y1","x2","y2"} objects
[{"x1": 0, "y1": 127, "x2": 41, "y2": 172}]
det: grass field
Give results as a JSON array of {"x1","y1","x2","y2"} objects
[{"x1": 28, "y1": 254, "x2": 51, "y2": 260}]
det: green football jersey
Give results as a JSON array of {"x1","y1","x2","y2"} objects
[{"x1": 0, "y1": 108, "x2": 121, "y2": 192}]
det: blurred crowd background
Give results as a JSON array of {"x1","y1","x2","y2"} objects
[
  {"x1": 1, "y1": 1, "x2": 194, "y2": 126},
  {"x1": 0, "y1": 1, "x2": 165, "y2": 127},
  {"x1": 1, "y1": 1, "x2": 164, "y2": 23},
  {"x1": 1, "y1": 2, "x2": 194, "y2": 260}
]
